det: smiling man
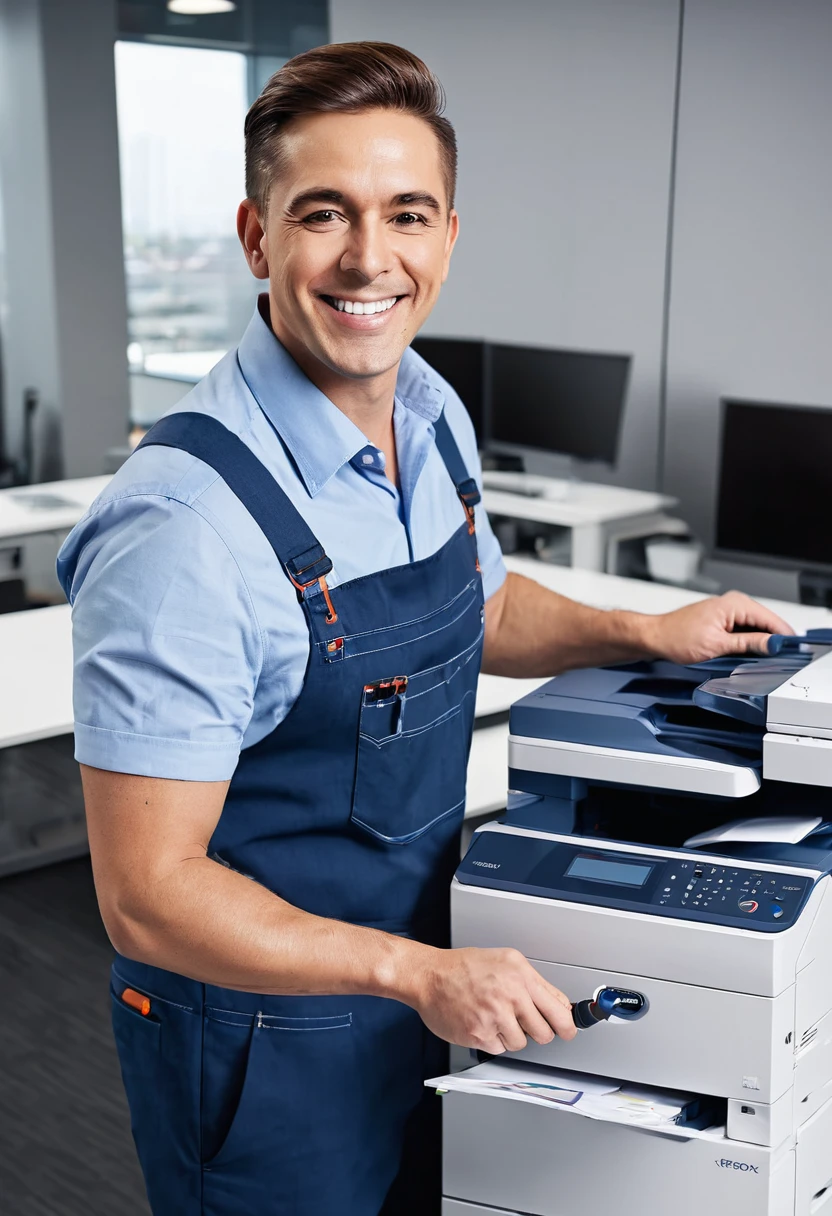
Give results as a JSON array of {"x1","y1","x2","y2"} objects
[{"x1": 57, "y1": 42, "x2": 791, "y2": 1216}]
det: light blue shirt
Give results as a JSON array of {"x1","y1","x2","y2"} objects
[{"x1": 58, "y1": 299, "x2": 506, "y2": 782}]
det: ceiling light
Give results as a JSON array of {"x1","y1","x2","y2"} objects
[{"x1": 167, "y1": 1, "x2": 237, "y2": 15}]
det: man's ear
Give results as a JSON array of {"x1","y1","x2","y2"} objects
[
  {"x1": 441, "y1": 209, "x2": 460, "y2": 284},
  {"x1": 237, "y1": 200, "x2": 269, "y2": 280}
]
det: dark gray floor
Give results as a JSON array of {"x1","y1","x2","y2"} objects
[{"x1": 0, "y1": 856, "x2": 150, "y2": 1215}]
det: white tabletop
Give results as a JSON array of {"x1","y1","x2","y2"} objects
[
  {"x1": 481, "y1": 482, "x2": 676, "y2": 528},
  {"x1": 503, "y1": 555, "x2": 832, "y2": 630},
  {"x1": 0, "y1": 476, "x2": 111, "y2": 542},
  {"x1": 0, "y1": 605, "x2": 74, "y2": 746}
]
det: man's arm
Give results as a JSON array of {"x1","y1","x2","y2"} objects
[
  {"x1": 482, "y1": 572, "x2": 794, "y2": 676},
  {"x1": 83, "y1": 765, "x2": 577, "y2": 1052}
]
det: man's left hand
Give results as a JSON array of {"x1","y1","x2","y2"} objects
[{"x1": 645, "y1": 591, "x2": 795, "y2": 665}]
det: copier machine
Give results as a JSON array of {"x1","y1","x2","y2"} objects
[{"x1": 442, "y1": 637, "x2": 832, "y2": 1216}]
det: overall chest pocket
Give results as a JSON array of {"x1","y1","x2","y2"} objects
[{"x1": 350, "y1": 624, "x2": 483, "y2": 844}]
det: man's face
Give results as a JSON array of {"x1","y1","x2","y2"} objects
[{"x1": 240, "y1": 108, "x2": 458, "y2": 383}]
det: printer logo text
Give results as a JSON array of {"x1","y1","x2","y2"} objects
[
  {"x1": 715, "y1": 1160, "x2": 759, "y2": 1174},
  {"x1": 472, "y1": 861, "x2": 501, "y2": 869}
]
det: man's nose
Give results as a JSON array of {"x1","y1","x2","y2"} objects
[{"x1": 339, "y1": 218, "x2": 394, "y2": 282}]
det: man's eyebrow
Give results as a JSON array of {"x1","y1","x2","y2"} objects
[
  {"x1": 285, "y1": 188, "x2": 344, "y2": 215},
  {"x1": 394, "y1": 191, "x2": 442, "y2": 213}
]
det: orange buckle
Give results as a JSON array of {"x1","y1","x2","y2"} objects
[
  {"x1": 122, "y1": 987, "x2": 151, "y2": 1016},
  {"x1": 288, "y1": 571, "x2": 338, "y2": 626}
]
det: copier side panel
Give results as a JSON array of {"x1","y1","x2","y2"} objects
[
  {"x1": 442, "y1": 1091, "x2": 791, "y2": 1216},
  {"x1": 513, "y1": 957, "x2": 794, "y2": 1105},
  {"x1": 794, "y1": 1097, "x2": 832, "y2": 1216},
  {"x1": 795, "y1": 882, "x2": 832, "y2": 1047},
  {"x1": 795, "y1": 1009, "x2": 832, "y2": 1122}
]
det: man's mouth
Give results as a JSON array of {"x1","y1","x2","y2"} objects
[{"x1": 320, "y1": 295, "x2": 402, "y2": 315}]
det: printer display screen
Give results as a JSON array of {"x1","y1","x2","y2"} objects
[{"x1": 566, "y1": 854, "x2": 654, "y2": 888}]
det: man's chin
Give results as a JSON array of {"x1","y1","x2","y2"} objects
[{"x1": 315, "y1": 337, "x2": 411, "y2": 382}]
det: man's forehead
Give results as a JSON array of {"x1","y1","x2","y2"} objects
[{"x1": 274, "y1": 110, "x2": 447, "y2": 198}]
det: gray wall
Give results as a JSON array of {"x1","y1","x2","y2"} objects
[
  {"x1": 331, "y1": 0, "x2": 681, "y2": 490},
  {"x1": 0, "y1": 0, "x2": 130, "y2": 480},
  {"x1": 665, "y1": 0, "x2": 832, "y2": 553}
]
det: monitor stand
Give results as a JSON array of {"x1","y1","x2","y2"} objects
[
  {"x1": 799, "y1": 570, "x2": 832, "y2": 608},
  {"x1": 480, "y1": 450, "x2": 525, "y2": 474},
  {"x1": 480, "y1": 450, "x2": 574, "y2": 501}
]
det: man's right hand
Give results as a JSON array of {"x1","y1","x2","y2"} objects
[{"x1": 410, "y1": 946, "x2": 577, "y2": 1053}]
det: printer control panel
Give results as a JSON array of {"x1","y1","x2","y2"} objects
[
  {"x1": 650, "y1": 858, "x2": 810, "y2": 925},
  {"x1": 456, "y1": 833, "x2": 816, "y2": 932}
]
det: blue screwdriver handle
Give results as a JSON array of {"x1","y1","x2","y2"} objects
[
  {"x1": 571, "y1": 988, "x2": 621, "y2": 1029},
  {"x1": 768, "y1": 630, "x2": 832, "y2": 655}
]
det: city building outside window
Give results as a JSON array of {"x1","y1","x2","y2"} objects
[{"x1": 115, "y1": 40, "x2": 258, "y2": 426}]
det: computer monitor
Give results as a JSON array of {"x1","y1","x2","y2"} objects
[
  {"x1": 410, "y1": 336, "x2": 486, "y2": 446},
  {"x1": 716, "y1": 398, "x2": 832, "y2": 569},
  {"x1": 489, "y1": 342, "x2": 630, "y2": 465}
]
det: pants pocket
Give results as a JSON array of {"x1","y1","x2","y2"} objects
[
  {"x1": 111, "y1": 970, "x2": 203, "y2": 1215},
  {"x1": 202, "y1": 1008, "x2": 354, "y2": 1172},
  {"x1": 202, "y1": 1004, "x2": 362, "y2": 1215},
  {"x1": 111, "y1": 988, "x2": 162, "y2": 1144},
  {"x1": 201, "y1": 998, "x2": 432, "y2": 1216}
]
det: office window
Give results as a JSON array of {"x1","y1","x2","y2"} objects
[{"x1": 115, "y1": 40, "x2": 258, "y2": 383}]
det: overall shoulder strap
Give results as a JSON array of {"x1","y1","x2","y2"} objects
[
  {"x1": 137, "y1": 412, "x2": 337, "y2": 619},
  {"x1": 433, "y1": 410, "x2": 481, "y2": 534}
]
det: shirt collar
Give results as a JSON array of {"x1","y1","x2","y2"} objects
[{"x1": 235, "y1": 297, "x2": 445, "y2": 497}]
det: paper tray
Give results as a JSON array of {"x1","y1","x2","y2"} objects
[{"x1": 426, "y1": 1058, "x2": 725, "y2": 1141}]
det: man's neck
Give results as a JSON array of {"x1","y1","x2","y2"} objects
[{"x1": 267, "y1": 300, "x2": 400, "y2": 484}]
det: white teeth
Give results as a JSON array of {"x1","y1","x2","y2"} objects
[{"x1": 329, "y1": 296, "x2": 397, "y2": 315}]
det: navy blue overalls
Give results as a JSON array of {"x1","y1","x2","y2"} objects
[{"x1": 110, "y1": 409, "x2": 484, "y2": 1215}]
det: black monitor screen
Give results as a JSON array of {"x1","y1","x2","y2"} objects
[
  {"x1": 410, "y1": 336, "x2": 485, "y2": 445},
  {"x1": 717, "y1": 399, "x2": 832, "y2": 567},
  {"x1": 489, "y1": 343, "x2": 630, "y2": 464}
]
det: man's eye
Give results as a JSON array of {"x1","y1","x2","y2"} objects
[
  {"x1": 395, "y1": 212, "x2": 426, "y2": 226},
  {"x1": 304, "y1": 210, "x2": 337, "y2": 224}
]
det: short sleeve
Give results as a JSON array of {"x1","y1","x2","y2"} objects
[
  {"x1": 441, "y1": 387, "x2": 507, "y2": 602},
  {"x1": 58, "y1": 493, "x2": 264, "y2": 781}
]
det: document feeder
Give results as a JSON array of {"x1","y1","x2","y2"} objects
[{"x1": 443, "y1": 641, "x2": 832, "y2": 1216}]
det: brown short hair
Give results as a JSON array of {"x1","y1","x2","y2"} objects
[{"x1": 244, "y1": 42, "x2": 457, "y2": 213}]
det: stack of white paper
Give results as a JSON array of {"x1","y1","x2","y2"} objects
[
  {"x1": 426, "y1": 1059, "x2": 723, "y2": 1140},
  {"x1": 684, "y1": 814, "x2": 823, "y2": 849}
]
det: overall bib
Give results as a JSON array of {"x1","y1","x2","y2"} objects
[{"x1": 110, "y1": 409, "x2": 484, "y2": 1215}]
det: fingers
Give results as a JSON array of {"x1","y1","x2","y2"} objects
[
  {"x1": 722, "y1": 591, "x2": 794, "y2": 637},
  {"x1": 530, "y1": 976, "x2": 579, "y2": 1042},
  {"x1": 516, "y1": 998, "x2": 556, "y2": 1047},
  {"x1": 496, "y1": 1023, "x2": 529, "y2": 1053},
  {"x1": 723, "y1": 630, "x2": 773, "y2": 656}
]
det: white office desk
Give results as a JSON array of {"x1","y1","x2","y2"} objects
[
  {"x1": 0, "y1": 604, "x2": 73, "y2": 746},
  {"x1": 482, "y1": 479, "x2": 678, "y2": 572},
  {"x1": 0, "y1": 476, "x2": 110, "y2": 542},
  {"x1": 503, "y1": 555, "x2": 832, "y2": 630},
  {"x1": 0, "y1": 476, "x2": 112, "y2": 604}
]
